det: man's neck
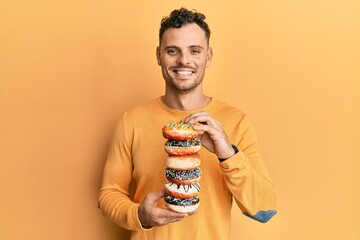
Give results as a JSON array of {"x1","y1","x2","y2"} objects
[{"x1": 161, "y1": 89, "x2": 211, "y2": 111}]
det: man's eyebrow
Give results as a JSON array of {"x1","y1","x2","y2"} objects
[
  {"x1": 189, "y1": 45, "x2": 204, "y2": 49},
  {"x1": 164, "y1": 45, "x2": 179, "y2": 50},
  {"x1": 163, "y1": 45, "x2": 205, "y2": 49}
]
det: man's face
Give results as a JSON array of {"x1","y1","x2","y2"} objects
[{"x1": 157, "y1": 23, "x2": 212, "y2": 93}]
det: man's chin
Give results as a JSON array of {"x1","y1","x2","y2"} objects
[
  {"x1": 171, "y1": 83, "x2": 201, "y2": 93},
  {"x1": 164, "y1": 76, "x2": 203, "y2": 93}
]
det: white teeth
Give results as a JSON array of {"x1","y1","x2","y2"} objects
[{"x1": 176, "y1": 70, "x2": 192, "y2": 75}]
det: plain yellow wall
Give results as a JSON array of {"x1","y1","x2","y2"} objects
[{"x1": 1, "y1": 0, "x2": 359, "y2": 239}]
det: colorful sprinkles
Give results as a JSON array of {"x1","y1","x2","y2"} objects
[
  {"x1": 162, "y1": 122, "x2": 194, "y2": 131},
  {"x1": 165, "y1": 167, "x2": 202, "y2": 180},
  {"x1": 165, "y1": 138, "x2": 201, "y2": 147},
  {"x1": 162, "y1": 120, "x2": 202, "y2": 212},
  {"x1": 165, "y1": 193, "x2": 200, "y2": 206}
]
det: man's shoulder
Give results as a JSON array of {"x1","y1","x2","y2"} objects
[{"x1": 124, "y1": 98, "x2": 160, "y2": 118}]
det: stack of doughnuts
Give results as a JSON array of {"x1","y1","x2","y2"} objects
[{"x1": 162, "y1": 122, "x2": 201, "y2": 213}]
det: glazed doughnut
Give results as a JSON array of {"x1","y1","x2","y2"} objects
[
  {"x1": 165, "y1": 182, "x2": 200, "y2": 198},
  {"x1": 166, "y1": 153, "x2": 200, "y2": 170},
  {"x1": 165, "y1": 167, "x2": 201, "y2": 185},
  {"x1": 162, "y1": 122, "x2": 198, "y2": 140},
  {"x1": 164, "y1": 193, "x2": 200, "y2": 213},
  {"x1": 164, "y1": 139, "x2": 201, "y2": 156}
]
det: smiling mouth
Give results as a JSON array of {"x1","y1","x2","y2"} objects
[{"x1": 173, "y1": 70, "x2": 195, "y2": 76}]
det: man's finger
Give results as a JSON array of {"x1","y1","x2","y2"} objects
[
  {"x1": 181, "y1": 111, "x2": 208, "y2": 123},
  {"x1": 156, "y1": 208, "x2": 189, "y2": 224},
  {"x1": 190, "y1": 115, "x2": 218, "y2": 127},
  {"x1": 156, "y1": 208, "x2": 188, "y2": 219},
  {"x1": 193, "y1": 124, "x2": 210, "y2": 132}
]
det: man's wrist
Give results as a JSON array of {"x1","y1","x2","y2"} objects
[{"x1": 218, "y1": 144, "x2": 239, "y2": 162}]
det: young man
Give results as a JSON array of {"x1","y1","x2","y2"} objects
[{"x1": 98, "y1": 8, "x2": 277, "y2": 240}]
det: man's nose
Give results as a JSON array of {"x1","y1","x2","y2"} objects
[{"x1": 176, "y1": 52, "x2": 190, "y2": 65}]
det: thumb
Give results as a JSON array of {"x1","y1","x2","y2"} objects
[
  {"x1": 197, "y1": 133, "x2": 203, "y2": 141},
  {"x1": 197, "y1": 133, "x2": 214, "y2": 153},
  {"x1": 146, "y1": 189, "x2": 166, "y2": 204}
]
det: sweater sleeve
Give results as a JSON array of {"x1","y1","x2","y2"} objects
[
  {"x1": 97, "y1": 113, "x2": 145, "y2": 230},
  {"x1": 219, "y1": 115, "x2": 277, "y2": 223}
]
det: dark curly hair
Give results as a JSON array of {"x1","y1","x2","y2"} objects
[{"x1": 159, "y1": 8, "x2": 211, "y2": 44}]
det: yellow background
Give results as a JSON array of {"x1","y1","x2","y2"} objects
[{"x1": 1, "y1": 0, "x2": 359, "y2": 239}]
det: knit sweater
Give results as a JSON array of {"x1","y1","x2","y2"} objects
[{"x1": 98, "y1": 97, "x2": 277, "y2": 240}]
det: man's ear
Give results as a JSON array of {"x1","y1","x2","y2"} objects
[
  {"x1": 206, "y1": 47, "x2": 213, "y2": 67},
  {"x1": 156, "y1": 46, "x2": 161, "y2": 65}
]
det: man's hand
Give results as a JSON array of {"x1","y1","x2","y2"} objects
[
  {"x1": 181, "y1": 112, "x2": 235, "y2": 159},
  {"x1": 138, "y1": 190, "x2": 190, "y2": 228}
]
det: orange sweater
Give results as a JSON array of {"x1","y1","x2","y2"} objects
[{"x1": 98, "y1": 97, "x2": 276, "y2": 240}]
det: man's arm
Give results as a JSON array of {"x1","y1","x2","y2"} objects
[
  {"x1": 182, "y1": 112, "x2": 277, "y2": 223},
  {"x1": 98, "y1": 113, "x2": 190, "y2": 230},
  {"x1": 98, "y1": 114, "x2": 144, "y2": 230}
]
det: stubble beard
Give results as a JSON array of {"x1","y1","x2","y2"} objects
[{"x1": 162, "y1": 67, "x2": 205, "y2": 93}]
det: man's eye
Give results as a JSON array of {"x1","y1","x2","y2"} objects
[
  {"x1": 166, "y1": 49, "x2": 178, "y2": 55},
  {"x1": 191, "y1": 49, "x2": 201, "y2": 54}
]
